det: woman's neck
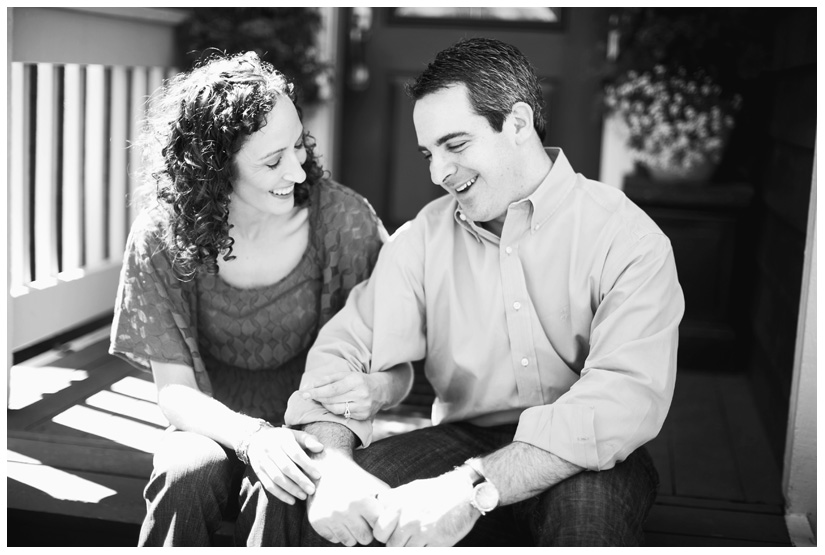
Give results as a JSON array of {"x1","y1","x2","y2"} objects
[{"x1": 228, "y1": 204, "x2": 298, "y2": 241}]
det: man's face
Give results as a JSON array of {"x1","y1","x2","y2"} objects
[{"x1": 413, "y1": 84, "x2": 521, "y2": 232}]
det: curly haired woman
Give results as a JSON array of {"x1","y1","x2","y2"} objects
[{"x1": 109, "y1": 52, "x2": 412, "y2": 546}]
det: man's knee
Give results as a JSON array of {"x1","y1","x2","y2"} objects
[{"x1": 525, "y1": 449, "x2": 658, "y2": 546}]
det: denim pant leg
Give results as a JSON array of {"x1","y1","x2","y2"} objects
[
  {"x1": 235, "y1": 463, "x2": 297, "y2": 546},
  {"x1": 501, "y1": 445, "x2": 660, "y2": 547},
  {"x1": 264, "y1": 423, "x2": 517, "y2": 547},
  {"x1": 263, "y1": 423, "x2": 659, "y2": 547},
  {"x1": 138, "y1": 429, "x2": 243, "y2": 547}
]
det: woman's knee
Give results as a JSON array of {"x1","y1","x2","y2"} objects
[{"x1": 150, "y1": 431, "x2": 234, "y2": 490}]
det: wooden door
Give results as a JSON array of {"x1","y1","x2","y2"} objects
[{"x1": 338, "y1": 7, "x2": 609, "y2": 231}]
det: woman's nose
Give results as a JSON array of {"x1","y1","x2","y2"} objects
[{"x1": 285, "y1": 152, "x2": 307, "y2": 184}]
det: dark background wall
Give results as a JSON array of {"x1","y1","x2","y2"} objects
[{"x1": 744, "y1": 8, "x2": 815, "y2": 462}]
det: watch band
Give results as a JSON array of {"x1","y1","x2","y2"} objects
[
  {"x1": 464, "y1": 457, "x2": 486, "y2": 485},
  {"x1": 235, "y1": 418, "x2": 274, "y2": 465},
  {"x1": 464, "y1": 458, "x2": 500, "y2": 515}
]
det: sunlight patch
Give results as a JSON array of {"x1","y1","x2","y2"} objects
[
  {"x1": 7, "y1": 366, "x2": 89, "y2": 410},
  {"x1": 7, "y1": 459, "x2": 117, "y2": 503},
  {"x1": 109, "y1": 375, "x2": 158, "y2": 404},
  {"x1": 52, "y1": 404, "x2": 164, "y2": 453},
  {"x1": 85, "y1": 390, "x2": 168, "y2": 428}
]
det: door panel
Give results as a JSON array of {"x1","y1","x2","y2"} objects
[{"x1": 340, "y1": 8, "x2": 608, "y2": 231}]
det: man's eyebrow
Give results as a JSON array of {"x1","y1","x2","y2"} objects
[{"x1": 417, "y1": 131, "x2": 470, "y2": 152}]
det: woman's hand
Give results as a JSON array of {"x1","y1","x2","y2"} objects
[
  {"x1": 246, "y1": 427, "x2": 324, "y2": 505},
  {"x1": 300, "y1": 372, "x2": 387, "y2": 421}
]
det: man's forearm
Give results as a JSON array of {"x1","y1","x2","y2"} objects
[
  {"x1": 303, "y1": 421, "x2": 358, "y2": 459},
  {"x1": 472, "y1": 441, "x2": 583, "y2": 506}
]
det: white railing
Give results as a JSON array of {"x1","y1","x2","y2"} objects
[{"x1": 8, "y1": 61, "x2": 176, "y2": 350}]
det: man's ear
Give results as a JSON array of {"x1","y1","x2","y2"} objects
[{"x1": 508, "y1": 102, "x2": 535, "y2": 144}]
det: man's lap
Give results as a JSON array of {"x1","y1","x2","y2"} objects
[{"x1": 356, "y1": 421, "x2": 658, "y2": 546}]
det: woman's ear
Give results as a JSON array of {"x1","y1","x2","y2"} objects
[{"x1": 508, "y1": 102, "x2": 535, "y2": 144}]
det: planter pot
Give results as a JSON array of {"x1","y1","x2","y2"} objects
[{"x1": 644, "y1": 158, "x2": 719, "y2": 184}]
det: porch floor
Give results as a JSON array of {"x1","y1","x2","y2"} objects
[{"x1": 6, "y1": 328, "x2": 792, "y2": 547}]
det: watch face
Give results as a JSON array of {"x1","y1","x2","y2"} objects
[{"x1": 474, "y1": 481, "x2": 500, "y2": 512}]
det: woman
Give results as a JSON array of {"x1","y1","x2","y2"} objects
[{"x1": 109, "y1": 52, "x2": 412, "y2": 546}]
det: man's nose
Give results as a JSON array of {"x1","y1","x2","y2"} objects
[{"x1": 429, "y1": 154, "x2": 456, "y2": 187}]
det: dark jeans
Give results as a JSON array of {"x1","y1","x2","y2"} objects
[
  {"x1": 255, "y1": 422, "x2": 659, "y2": 547},
  {"x1": 137, "y1": 429, "x2": 272, "y2": 546}
]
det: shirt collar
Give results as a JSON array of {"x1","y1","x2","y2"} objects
[
  {"x1": 453, "y1": 147, "x2": 578, "y2": 240},
  {"x1": 523, "y1": 147, "x2": 577, "y2": 232}
]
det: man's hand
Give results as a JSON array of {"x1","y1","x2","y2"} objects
[
  {"x1": 373, "y1": 470, "x2": 480, "y2": 547},
  {"x1": 307, "y1": 449, "x2": 390, "y2": 546}
]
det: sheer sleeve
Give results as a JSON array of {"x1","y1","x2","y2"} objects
[
  {"x1": 109, "y1": 212, "x2": 212, "y2": 395},
  {"x1": 315, "y1": 181, "x2": 387, "y2": 326}
]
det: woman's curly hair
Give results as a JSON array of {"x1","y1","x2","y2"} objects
[{"x1": 135, "y1": 51, "x2": 325, "y2": 280}]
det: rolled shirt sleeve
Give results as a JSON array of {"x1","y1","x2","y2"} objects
[
  {"x1": 514, "y1": 233, "x2": 684, "y2": 470},
  {"x1": 285, "y1": 222, "x2": 428, "y2": 447}
]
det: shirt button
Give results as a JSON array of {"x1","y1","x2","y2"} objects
[
  {"x1": 513, "y1": 301, "x2": 521, "y2": 310},
  {"x1": 534, "y1": 224, "x2": 541, "y2": 231},
  {"x1": 521, "y1": 358, "x2": 529, "y2": 367},
  {"x1": 505, "y1": 246, "x2": 512, "y2": 255}
]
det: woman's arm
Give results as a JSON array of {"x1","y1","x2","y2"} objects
[
  {"x1": 150, "y1": 360, "x2": 324, "y2": 504},
  {"x1": 298, "y1": 362, "x2": 414, "y2": 421}
]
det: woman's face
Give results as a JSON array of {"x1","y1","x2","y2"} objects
[{"x1": 230, "y1": 97, "x2": 308, "y2": 217}]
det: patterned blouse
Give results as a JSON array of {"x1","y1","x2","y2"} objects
[{"x1": 109, "y1": 181, "x2": 385, "y2": 423}]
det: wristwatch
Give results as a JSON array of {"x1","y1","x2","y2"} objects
[{"x1": 464, "y1": 458, "x2": 500, "y2": 516}]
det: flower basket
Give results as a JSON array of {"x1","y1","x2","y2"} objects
[{"x1": 605, "y1": 65, "x2": 741, "y2": 183}]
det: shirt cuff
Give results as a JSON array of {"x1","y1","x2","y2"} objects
[
  {"x1": 514, "y1": 403, "x2": 601, "y2": 471},
  {"x1": 283, "y1": 391, "x2": 374, "y2": 448}
]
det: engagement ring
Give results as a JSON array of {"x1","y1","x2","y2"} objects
[{"x1": 344, "y1": 401, "x2": 352, "y2": 420}]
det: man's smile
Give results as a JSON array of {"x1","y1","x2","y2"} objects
[{"x1": 455, "y1": 176, "x2": 477, "y2": 193}]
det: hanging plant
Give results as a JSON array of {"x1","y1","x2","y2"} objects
[
  {"x1": 604, "y1": 65, "x2": 742, "y2": 180},
  {"x1": 176, "y1": 7, "x2": 332, "y2": 104}
]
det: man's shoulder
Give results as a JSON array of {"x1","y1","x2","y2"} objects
[{"x1": 573, "y1": 177, "x2": 664, "y2": 240}]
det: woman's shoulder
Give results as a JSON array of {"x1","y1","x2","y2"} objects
[
  {"x1": 316, "y1": 180, "x2": 375, "y2": 210},
  {"x1": 126, "y1": 207, "x2": 171, "y2": 258},
  {"x1": 313, "y1": 179, "x2": 381, "y2": 228}
]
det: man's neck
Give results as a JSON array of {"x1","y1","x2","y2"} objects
[{"x1": 479, "y1": 147, "x2": 554, "y2": 237}]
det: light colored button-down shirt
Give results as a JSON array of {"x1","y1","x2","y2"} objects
[{"x1": 286, "y1": 148, "x2": 684, "y2": 471}]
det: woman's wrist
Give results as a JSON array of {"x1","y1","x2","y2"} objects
[{"x1": 234, "y1": 418, "x2": 273, "y2": 464}]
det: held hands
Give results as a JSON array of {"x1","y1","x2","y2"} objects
[
  {"x1": 300, "y1": 371, "x2": 386, "y2": 421},
  {"x1": 373, "y1": 471, "x2": 480, "y2": 547},
  {"x1": 245, "y1": 427, "x2": 324, "y2": 505},
  {"x1": 307, "y1": 450, "x2": 390, "y2": 546}
]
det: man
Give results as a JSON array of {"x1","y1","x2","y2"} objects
[{"x1": 278, "y1": 37, "x2": 684, "y2": 547}]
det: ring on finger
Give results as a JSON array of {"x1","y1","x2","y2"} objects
[{"x1": 344, "y1": 401, "x2": 352, "y2": 420}]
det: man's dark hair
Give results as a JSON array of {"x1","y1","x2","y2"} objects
[{"x1": 406, "y1": 38, "x2": 547, "y2": 141}]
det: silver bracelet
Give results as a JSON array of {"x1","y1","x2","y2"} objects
[{"x1": 235, "y1": 418, "x2": 274, "y2": 465}]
